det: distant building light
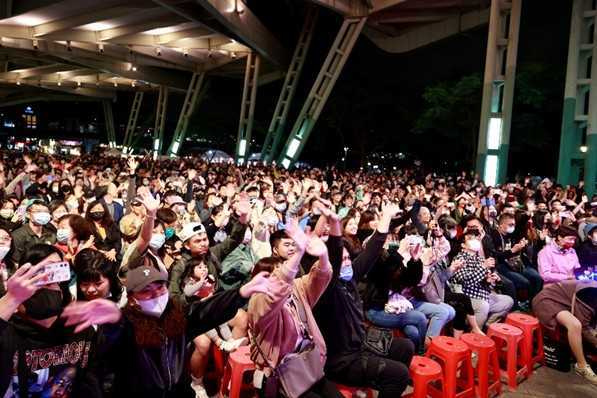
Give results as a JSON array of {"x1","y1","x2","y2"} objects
[{"x1": 580, "y1": 145, "x2": 588, "y2": 153}]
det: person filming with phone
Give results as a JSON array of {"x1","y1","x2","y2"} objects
[{"x1": 0, "y1": 244, "x2": 105, "y2": 397}]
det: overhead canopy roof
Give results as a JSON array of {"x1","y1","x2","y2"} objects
[
  {"x1": 312, "y1": 0, "x2": 491, "y2": 53},
  {"x1": 0, "y1": 0, "x2": 287, "y2": 102}
]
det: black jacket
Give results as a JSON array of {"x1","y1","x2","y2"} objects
[
  {"x1": 364, "y1": 248, "x2": 423, "y2": 311},
  {"x1": 10, "y1": 224, "x2": 56, "y2": 265},
  {"x1": 0, "y1": 316, "x2": 101, "y2": 398},
  {"x1": 313, "y1": 232, "x2": 387, "y2": 361},
  {"x1": 102, "y1": 288, "x2": 247, "y2": 398},
  {"x1": 91, "y1": 222, "x2": 122, "y2": 260}
]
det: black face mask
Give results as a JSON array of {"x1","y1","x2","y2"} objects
[
  {"x1": 61, "y1": 185, "x2": 72, "y2": 193},
  {"x1": 23, "y1": 289, "x2": 63, "y2": 320},
  {"x1": 89, "y1": 211, "x2": 104, "y2": 220}
]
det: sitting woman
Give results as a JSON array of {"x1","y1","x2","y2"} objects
[
  {"x1": 532, "y1": 279, "x2": 597, "y2": 385},
  {"x1": 364, "y1": 228, "x2": 428, "y2": 353},
  {"x1": 248, "y1": 215, "x2": 338, "y2": 398}
]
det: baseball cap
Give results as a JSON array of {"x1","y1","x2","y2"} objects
[
  {"x1": 177, "y1": 222, "x2": 206, "y2": 242},
  {"x1": 584, "y1": 223, "x2": 597, "y2": 237},
  {"x1": 125, "y1": 265, "x2": 168, "y2": 292}
]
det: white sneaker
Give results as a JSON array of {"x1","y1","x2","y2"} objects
[
  {"x1": 574, "y1": 363, "x2": 597, "y2": 385},
  {"x1": 190, "y1": 379, "x2": 209, "y2": 398},
  {"x1": 220, "y1": 337, "x2": 248, "y2": 352}
]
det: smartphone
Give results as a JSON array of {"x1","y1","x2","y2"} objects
[{"x1": 35, "y1": 261, "x2": 71, "y2": 286}]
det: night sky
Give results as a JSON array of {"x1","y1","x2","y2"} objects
[{"x1": 0, "y1": 0, "x2": 572, "y2": 178}]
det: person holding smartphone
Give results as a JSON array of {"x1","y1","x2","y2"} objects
[{"x1": 0, "y1": 244, "x2": 105, "y2": 398}]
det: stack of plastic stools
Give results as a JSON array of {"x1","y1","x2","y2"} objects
[
  {"x1": 487, "y1": 323, "x2": 526, "y2": 391},
  {"x1": 219, "y1": 346, "x2": 255, "y2": 398},
  {"x1": 461, "y1": 333, "x2": 502, "y2": 398},
  {"x1": 506, "y1": 313, "x2": 544, "y2": 376},
  {"x1": 403, "y1": 355, "x2": 444, "y2": 398},
  {"x1": 336, "y1": 384, "x2": 374, "y2": 398},
  {"x1": 425, "y1": 336, "x2": 475, "y2": 398}
]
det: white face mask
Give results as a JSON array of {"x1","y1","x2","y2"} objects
[
  {"x1": 0, "y1": 246, "x2": 9, "y2": 261},
  {"x1": 0, "y1": 208, "x2": 14, "y2": 219},
  {"x1": 137, "y1": 291, "x2": 169, "y2": 317},
  {"x1": 274, "y1": 202, "x2": 287, "y2": 212},
  {"x1": 149, "y1": 233, "x2": 166, "y2": 250},
  {"x1": 56, "y1": 228, "x2": 72, "y2": 244},
  {"x1": 505, "y1": 226, "x2": 515, "y2": 234},
  {"x1": 448, "y1": 229, "x2": 457, "y2": 239},
  {"x1": 466, "y1": 239, "x2": 482, "y2": 252}
]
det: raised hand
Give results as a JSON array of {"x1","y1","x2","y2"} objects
[
  {"x1": 127, "y1": 157, "x2": 139, "y2": 174},
  {"x1": 140, "y1": 191, "x2": 160, "y2": 214},
  {"x1": 62, "y1": 299, "x2": 122, "y2": 333},
  {"x1": 234, "y1": 192, "x2": 251, "y2": 217},
  {"x1": 306, "y1": 236, "x2": 328, "y2": 258},
  {"x1": 285, "y1": 216, "x2": 308, "y2": 251},
  {"x1": 240, "y1": 271, "x2": 290, "y2": 299},
  {"x1": 381, "y1": 202, "x2": 401, "y2": 218},
  {"x1": 409, "y1": 243, "x2": 422, "y2": 261},
  {"x1": 187, "y1": 169, "x2": 197, "y2": 181},
  {"x1": 5, "y1": 263, "x2": 49, "y2": 304}
]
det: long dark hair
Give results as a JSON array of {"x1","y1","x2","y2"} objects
[
  {"x1": 73, "y1": 248, "x2": 122, "y2": 302},
  {"x1": 85, "y1": 200, "x2": 114, "y2": 228}
]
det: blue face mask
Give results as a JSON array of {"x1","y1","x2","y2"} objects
[
  {"x1": 165, "y1": 227, "x2": 175, "y2": 240},
  {"x1": 339, "y1": 264, "x2": 354, "y2": 281}
]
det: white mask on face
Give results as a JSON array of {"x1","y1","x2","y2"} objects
[
  {"x1": 448, "y1": 229, "x2": 457, "y2": 239},
  {"x1": 505, "y1": 226, "x2": 515, "y2": 234},
  {"x1": 0, "y1": 246, "x2": 9, "y2": 261},
  {"x1": 149, "y1": 233, "x2": 166, "y2": 250},
  {"x1": 466, "y1": 239, "x2": 482, "y2": 252},
  {"x1": 137, "y1": 291, "x2": 169, "y2": 317}
]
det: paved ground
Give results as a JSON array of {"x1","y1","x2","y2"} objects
[{"x1": 502, "y1": 366, "x2": 597, "y2": 398}]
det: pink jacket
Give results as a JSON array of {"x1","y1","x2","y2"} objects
[
  {"x1": 538, "y1": 242, "x2": 580, "y2": 284},
  {"x1": 248, "y1": 259, "x2": 332, "y2": 371}
]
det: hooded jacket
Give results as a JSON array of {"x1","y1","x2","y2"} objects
[{"x1": 0, "y1": 315, "x2": 101, "y2": 398}]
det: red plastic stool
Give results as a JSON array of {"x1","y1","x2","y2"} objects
[
  {"x1": 506, "y1": 313, "x2": 544, "y2": 375},
  {"x1": 461, "y1": 333, "x2": 502, "y2": 398},
  {"x1": 336, "y1": 384, "x2": 374, "y2": 398},
  {"x1": 403, "y1": 356, "x2": 444, "y2": 398},
  {"x1": 487, "y1": 323, "x2": 526, "y2": 391},
  {"x1": 219, "y1": 346, "x2": 255, "y2": 398},
  {"x1": 425, "y1": 336, "x2": 475, "y2": 398}
]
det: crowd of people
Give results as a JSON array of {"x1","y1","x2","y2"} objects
[{"x1": 0, "y1": 148, "x2": 595, "y2": 398}]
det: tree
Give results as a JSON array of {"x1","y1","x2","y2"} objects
[{"x1": 413, "y1": 63, "x2": 562, "y2": 175}]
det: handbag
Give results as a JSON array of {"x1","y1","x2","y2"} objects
[
  {"x1": 505, "y1": 255, "x2": 525, "y2": 272},
  {"x1": 363, "y1": 325, "x2": 393, "y2": 356},
  {"x1": 252, "y1": 294, "x2": 324, "y2": 398}
]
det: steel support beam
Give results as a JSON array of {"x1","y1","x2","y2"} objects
[
  {"x1": 278, "y1": 17, "x2": 367, "y2": 168},
  {"x1": 262, "y1": 6, "x2": 318, "y2": 163},
  {"x1": 310, "y1": 0, "x2": 370, "y2": 16},
  {"x1": 235, "y1": 51, "x2": 260, "y2": 164},
  {"x1": 166, "y1": 0, "x2": 290, "y2": 68},
  {"x1": 365, "y1": 7, "x2": 490, "y2": 53},
  {"x1": 167, "y1": 72, "x2": 205, "y2": 157},
  {"x1": 153, "y1": 85, "x2": 168, "y2": 158},
  {"x1": 122, "y1": 91, "x2": 144, "y2": 152},
  {"x1": 558, "y1": 0, "x2": 596, "y2": 196},
  {"x1": 476, "y1": 0, "x2": 521, "y2": 186},
  {"x1": 103, "y1": 99, "x2": 117, "y2": 148}
]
